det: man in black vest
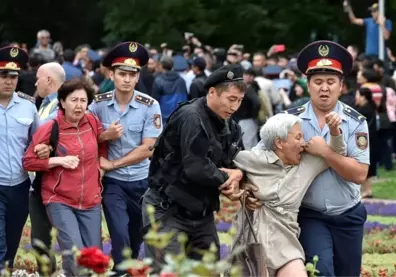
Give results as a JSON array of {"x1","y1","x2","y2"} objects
[{"x1": 142, "y1": 64, "x2": 247, "y2": 272}]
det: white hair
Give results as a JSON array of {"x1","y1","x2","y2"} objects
[
  {"x1": 37, "y1": 29, "x2": 50, "y2": 38},
  {"x1": 260, "y1": 113, "x2": 302, "y2": 150},
  {"x1": 40, "y1": 62, "x2": 66, "y2": 85}
]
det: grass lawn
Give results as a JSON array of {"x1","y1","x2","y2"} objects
[
  {"x1": 372, "y1": 167, "x2": 396, "y2": 199},
  {"x1": 9, "y1": 166, "x2": 396, "y2": 275}
]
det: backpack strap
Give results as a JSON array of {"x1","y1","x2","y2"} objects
[{"x1": 49, "y1": 120, "x2": 59, "y2": 157}]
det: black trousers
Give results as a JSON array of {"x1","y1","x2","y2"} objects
[{"x1": 141, "y1": 188, "x2": 220, "y2": 274}]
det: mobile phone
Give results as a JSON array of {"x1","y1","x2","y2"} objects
[{"x1": 273, "y1": 44, "x2": 286, "y2": 53}]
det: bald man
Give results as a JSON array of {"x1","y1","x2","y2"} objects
[
  {"x1": 30, "y1": 62, "x2": 66, "y2": 275},
  {"x1": 35, "y1": 62, "x2": 66, "y2": 124}
]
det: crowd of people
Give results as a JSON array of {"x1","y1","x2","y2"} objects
[{"x1": 0, "y1": 2, "x2": 394, "y2": 277}]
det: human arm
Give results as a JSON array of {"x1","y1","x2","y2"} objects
[
  {"x1": 101, "y1": 102, "x2": 162, "y2": 170},
  {"x1": 343, "y1": 1, "x2": 364, "y2": 25},
  {"x1": 179, "y1": 113, "x2": 229, "y2": 187},
  {"x1": 379, "y1": 17, "x2": 392, "y2": 40},
  {"x1": 307, "y1": 120, "x2": 369, "y2": 184}
]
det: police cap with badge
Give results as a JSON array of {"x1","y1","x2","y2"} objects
[
  {"x1": 297, "y1": 40, "x2": 353, "y2": 76},
  {"x1": 102, "y1": 41, "x2": 149, "y2": 72},
  {"x1": 0, "y1": 46, "x2": 29, "y2": 76},
  {"x1": 204, "y1": 64, "x2": 244, "y2": 90}
]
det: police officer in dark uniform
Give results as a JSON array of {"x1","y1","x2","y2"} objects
[{"x1": 142, "y1": 64, "x2": 248, "y2": 272}]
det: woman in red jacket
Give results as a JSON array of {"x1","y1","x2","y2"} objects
[{"x1": 23, "y1": 78, "x2": 108, "y2": 276}]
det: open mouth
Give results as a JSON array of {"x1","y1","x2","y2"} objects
[{"x1": 320, "y1": 95, "x2": 330, "y2": 100}]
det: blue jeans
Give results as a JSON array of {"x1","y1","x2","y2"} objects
[
  {"x1": 102, "y1": 177, "x2": 148, "y2": 276},
  {"x1": 46, "y1": 203, "x2": 102, "y2": 277},
  {"x1": 298, "y1": 203, "x2": 366, "y2": 277},
  {"x1": 0, "y1": 179, "x2": 30, "y2": 270}
]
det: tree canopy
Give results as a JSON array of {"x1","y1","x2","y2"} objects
[{"x1": 0, "y1": 0, "x2": 395, "y2": 53}]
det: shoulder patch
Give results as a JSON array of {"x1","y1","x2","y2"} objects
[
  {"x1": 281, "y1": 106, "x2": 306, "y2": 116},
  {"x1": 16, "y1": 92, "x2": 35, "y2": 103},
  {"x1": 135, "y1": 95, "x2": 154, "y2": 106},
  {"x1": 94, "y1": 92, "x2": 113, "y2": 103},
  {"x1": 343, "y1": 104, "x2": 366, "y2": 123}
]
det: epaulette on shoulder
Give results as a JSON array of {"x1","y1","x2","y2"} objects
[
  {"x1": 135, "y1": 94, "x2": 154, "y2": 107},
  {"x1": 343, "y1": 104, "x2": 366, "y2": 123},
  {"x1": 16, "y1": 92, "x2": 35, "y2": 103},
  {"x1": 281, "y1": 106, "x2": 306, "y2": 116},
  {"x1": 94, "y1": 92, "x2": 113, "y2": 103}
]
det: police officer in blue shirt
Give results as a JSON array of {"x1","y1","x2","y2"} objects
[
  {"x1": 284, "y1": 41, "x2": 369, "y2": 276},
  {"x1": 0, "y1": 46, "x2": 41, "y2": 270},
  {"x1": 89, "y1": 41, "x2": 162, "y2": 276}
]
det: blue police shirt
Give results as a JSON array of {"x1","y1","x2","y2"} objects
[
  {"x1": 299, "y1": 101, "x2": 370, "y2": 216},
  {"x1": 0, "y1": 92, "x2": 39, "y2": 186},
  {"x1": 89, "y1": 90, "x2": 163, "y2": 182}
]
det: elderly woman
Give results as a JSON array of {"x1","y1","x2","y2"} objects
[
  {"x1": 231, "y1": 112, "x2": 346, "y2": 277},
  {"x1": 22, "y1": 78, "x2": 108, "y2": 276}
]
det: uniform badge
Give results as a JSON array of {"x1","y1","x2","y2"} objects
[
  {"x1": 318, "y1": 45, "x2": 329, "y2": 57},
  {"x1": 10, "y1": 48, "x2": 19, "y2": 58},
  {"x1": 355, "y1": 132, "x2": 368, "y2": 150},
  {"x1": 153, "y1": 114, "x2": 161, "y2": 129},
  {"x1": 227, "y1": 71, "x2": 234, "y2": 80},
  {"x1": 129, "y1": 43, "x2": 138, "y2": 53}
]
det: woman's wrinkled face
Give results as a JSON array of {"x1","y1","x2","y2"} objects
[
  {"x1": 61, "y1": 89, "x2": 88, "y2": 123},
  {"x1": 277, "y1": 124, "x2": 305, "y2": 165}
]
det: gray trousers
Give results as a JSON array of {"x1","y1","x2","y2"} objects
[
  {"x1": 141, "y1": 189, "x2": 220, "y2": 274},
  {"x1": 46, "y1": 203, "x2": 102, "y2": 277},
  {"x1": 238, "y1": 118, "x2": 258, "y2": 150}
]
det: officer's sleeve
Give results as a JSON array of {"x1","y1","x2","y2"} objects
[
  {"x1": 88, "y1": 101, "x2": 99, "y2": 116},
  {"x1": 143, "y1": 101, "x2": 163, "y2": 138},
  {"x1": 180, "y1": 113, "x2": 228, "y2": 187},
  {"x1": 29, "y1": 106, "x2": 39, "y2": 138},
  {"x1": 347, "y1": 121, "x2": 370, "y2": 165}
]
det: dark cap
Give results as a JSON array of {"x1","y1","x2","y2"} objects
[
  {"x1": 297, "y1": 40, "x2": 353, "y2": 75},
  {"x1": 192, "y1": 57, "x2": 206, "y2": 71},
  {"x1": 102, "y1": 41, "x2": 149, "y2": 72},
  {"x1": 369, "y1": 3, "x2": 378, "y2": 11},
  {"x1": 204, "y1": 64, "x2": 244, "y2": 90},
  {"x1": 0, "y1": 46, "x2": 29, "y2": 76}
]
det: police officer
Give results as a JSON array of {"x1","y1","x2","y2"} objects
[
  {"x1": 141, "y1": 64, "x2": 247, "y2": 273},
  {"x1": 0, "y1": 46, "x2": 41, "y2": 270},
  {"x1": 89, "y1": 42, "x2": 162, "y2": 276},
  {"x1": 285, "y1": 41, "x2": 369, "y2": 276}
]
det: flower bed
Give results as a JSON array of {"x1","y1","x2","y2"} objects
[{"x1": 9, "y1": 198, "x2": 396, "y2": 276}]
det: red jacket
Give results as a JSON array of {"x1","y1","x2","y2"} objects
[{"x1": 23, "y1": 111, "x2": 108, "y2": 209}]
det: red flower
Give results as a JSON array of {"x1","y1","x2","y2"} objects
[
  {"x1": 160, "y1": 273, "x2": 178, "y2": 277},
  {"x1": 127, "y1": 263, "x2": 151, "y2": 277},
  {"x1": 77, "y1": 247, "x2": 110, "y2": 274}
]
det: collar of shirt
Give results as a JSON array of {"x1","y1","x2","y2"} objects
[
  {"x1": 42, "y1": 92, "x2": 58, "y2": 107},
  {"x1": 5, "y1": 92, "x2": 21, "y2": 109},
  {"x1": 301, "y1": 101, "x2": 348, "y2": 122},
  {"x1": 300, "y1": 101, "x2": 347, "y2": 136},
  {"x1": 106, "y1": 90, "x2": 140, "y2": 109}
]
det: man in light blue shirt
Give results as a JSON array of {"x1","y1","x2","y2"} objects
[
  {"x1": 0, "y1": 46, "x2": 39, "y2": 271},
  {"x1": 89, "y1": 42, "x2": 163, "y2": 276},
  {"x1": 345, "y1": 2, "x2": 392, "y2": 57},
  {"x1": 286, "y1": 41, "x2": 369, "y2": 277}
]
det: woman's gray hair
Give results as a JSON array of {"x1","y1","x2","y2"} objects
[{"x1": 259, "y1": 113, "x2": 302, "y2": 150}]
